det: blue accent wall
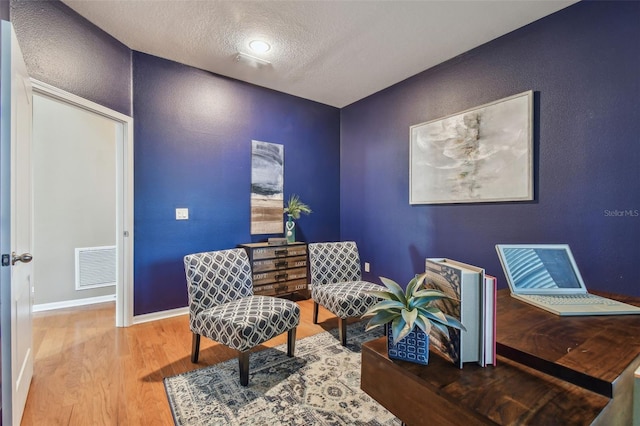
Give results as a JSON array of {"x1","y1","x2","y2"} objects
[
  {"x1": 341, "y1": 0, "x2": 640, "y2": 296},
  {"x1": 10, "y1": 0, "x2": 131, "y2": 115},
  {"x1": 1, "y1": 0, "x2": 8, "y2": 21},
  {"x1": 132, "y1": 52, "x2": 340, "y2": 314},
  {"x1": 7, "y1": 0, "x2": 640, "y2": 316}
]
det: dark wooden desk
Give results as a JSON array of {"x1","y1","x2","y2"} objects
[
  {"x1": 362, "y1": 338, "x2": 609, "y2": 425},
  {"x1": 496, "y1": 289, "x2": 640, "y2": 423},
  {"x1": 361, "y1": 290, "x2": 640, "y2": 425}
]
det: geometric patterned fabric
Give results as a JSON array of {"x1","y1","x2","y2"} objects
[
  {"x1": 310, "y1": 281, "x2": 385, "y2": 319},
  {"x1": 308, "y1": 242, "x2": 384, "y2": 319},
  {"x1": 184, "y1": 249, "x2": 300, "y2": 352},
  {"x1": 308, "y1": 241, "x2": 363, "y2": 284}
]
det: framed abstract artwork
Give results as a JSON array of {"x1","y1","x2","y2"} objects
[
  {"x1": 410, "y1": 90, "x2": 533, "y2": 204},
  {"x1": 250, "y1": 140, "x2": 284, "y2": 234}
]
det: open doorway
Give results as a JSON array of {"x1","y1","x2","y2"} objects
[{"x1": 30, "y1": 80, "x2": 133, "y2": 327}]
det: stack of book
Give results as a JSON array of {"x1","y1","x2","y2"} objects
[{"x1": 424, "y1": 258, "x2": 497, "y2": 368}]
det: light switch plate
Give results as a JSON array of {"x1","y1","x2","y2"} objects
[
  {"x1": 176, "y1": 208, "x2": 189, "y2": 220},
  {"x1": 364, "y1": 262, "x2": 370, "y2": 273}
]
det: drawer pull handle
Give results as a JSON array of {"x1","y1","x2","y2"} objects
[
  {"x1": 275, "y1": 273, "x2": 289, "y2": 281},
  {"x1": 275, "y1": 260, "x2": 287, "y2": 268}
]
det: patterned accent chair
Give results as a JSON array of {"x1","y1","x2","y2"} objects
[
  {"x1": 184, "y1": 248, "x2": 300, "y2": 386},
  {"x1": 308, "y1": 241, "x2": 384, "y2": 346}
]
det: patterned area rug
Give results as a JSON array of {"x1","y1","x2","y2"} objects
[{"x1": 164, "y1": 321, "x2": 400, "y2": 425}]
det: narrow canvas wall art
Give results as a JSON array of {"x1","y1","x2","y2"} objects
[
  {"x1": 251, "y1": 140, "x2": 284, "y2": 234},
  {"x1": 410, "y1": 91, "x2": 533, "y2": 204}
]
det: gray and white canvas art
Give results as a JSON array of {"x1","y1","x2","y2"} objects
[
  {"x1": 410, "y1": 91, "x2": 533, "y2": 204},
  {"x1": 251, "y1": 140, "x2": 284, "y2": 234}
]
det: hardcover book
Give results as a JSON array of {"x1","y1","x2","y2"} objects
[
  {"x1": 425, "y1": 258, "x2": 484, "y2": 368},
  {"x1": 483, "y1": 274, "x2": 497, "y2": 366}
]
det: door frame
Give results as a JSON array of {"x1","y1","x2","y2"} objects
[{"x1": 31, "y1": 80, "x2": 134, "y2": 327}]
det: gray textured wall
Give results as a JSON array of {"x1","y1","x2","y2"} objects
[{"x1": 11, "y1": 0, "x2": 131, "y2": 116}]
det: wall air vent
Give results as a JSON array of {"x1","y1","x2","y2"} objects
[{"x1": 75, "y1": 245, "x2": 116, "y2": 290}]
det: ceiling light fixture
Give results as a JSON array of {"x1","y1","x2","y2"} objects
[
  {"x1": 235, "y1": 51, "x2": 271, "y2": 68},
  {"x1": 248, "y1": 39, "x2": 271, "y2": 53}
]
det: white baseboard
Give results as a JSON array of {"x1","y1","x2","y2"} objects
[
  {"x1": 34, "y1": 295, "x2": 189, "y2": 325},
  {"x1": 33, "y1": 294, "x2": 116, "y2": 312},
  {"x1": 133, "y1": 306, "x2": 189, "y2": 324}
]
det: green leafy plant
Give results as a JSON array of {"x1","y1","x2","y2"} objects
[
  {"x1": 365, "y1": 273, "x2": 466, "y2": 345},
  {"x1": 284, "y1": 194, "x2": 312, "y2": 220}
]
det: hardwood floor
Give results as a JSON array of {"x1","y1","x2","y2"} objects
[{"x1": 22, "y1": 298, "x2": 346, "y2": 425}]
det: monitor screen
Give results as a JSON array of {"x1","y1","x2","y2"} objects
[{"x1": 500, "y1": 246, "x2": 583, "y2": 291}]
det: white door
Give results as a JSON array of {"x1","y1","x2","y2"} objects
[{"x1": 0, "y1": 21, "x2": 34, "y2": 426}]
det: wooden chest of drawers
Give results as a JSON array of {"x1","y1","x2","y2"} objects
[{"x1": 239, "y1": 242, "x2": 309, "y2": 298}]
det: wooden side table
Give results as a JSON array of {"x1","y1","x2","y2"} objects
[{"x1": 239, "y1": 242, "x2": 309, "y2": 298}]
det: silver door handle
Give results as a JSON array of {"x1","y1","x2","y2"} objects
[{"x1": 11, "y1": 252, "x2": 33, "y2": 265}]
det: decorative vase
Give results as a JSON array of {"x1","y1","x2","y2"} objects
[
  {"x1": 386, "y1": 323, "x2": 429, "y2": 365},
  {"x1": 285, "y1": 215, "x2": 296, "y2": 243}
]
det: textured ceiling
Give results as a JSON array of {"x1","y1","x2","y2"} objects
[{"x1": 61, "y1": 0, "x2": 577, "y2": 108}]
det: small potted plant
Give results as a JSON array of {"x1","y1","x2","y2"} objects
[
  {"x1": 283, "y1": 194, "x2": 312, "y2": 243},
  {"x1": 365, "y1": 273, "x2": 465, "y2": 365}
]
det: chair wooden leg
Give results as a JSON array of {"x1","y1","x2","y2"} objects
[
  {"x1": 313, "y1": 301, "x2": 319, "y2": 324},
  {"x1": 287, "y1": 328, "x2": 297, "y2": 357},
  {"x1": 239, "y1": 351, "x2": 250, "y2": 386},
  {"x1": 191, "y1": 333, "x2": 201, "y2": 363},
  {"x1": 338, "y1": 317, "x2": 347, "y2": 346}
]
